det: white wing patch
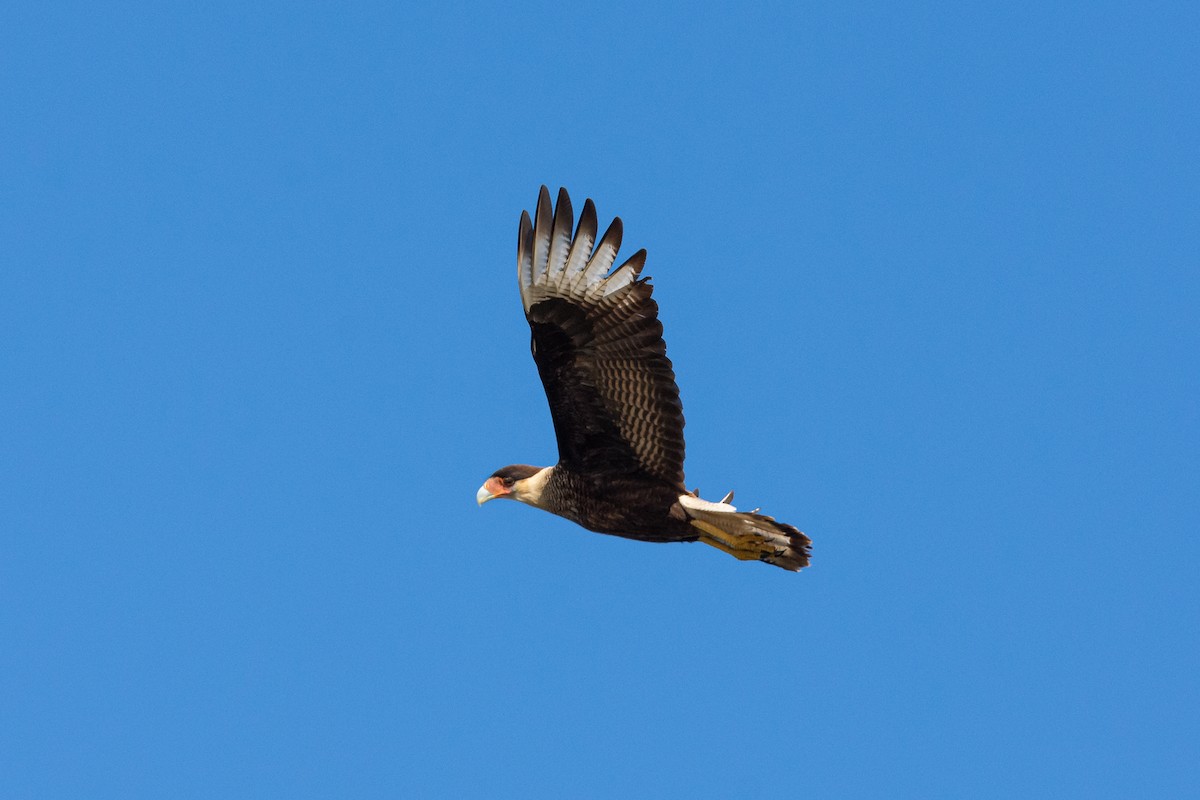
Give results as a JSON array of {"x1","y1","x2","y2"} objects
[{"x1": 518, "y1": 186, "x2": 645, "y2": 313}]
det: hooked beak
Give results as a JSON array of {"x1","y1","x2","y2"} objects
[{"x1": 476, "y1": 476, "x2": 507, "y2": 506}]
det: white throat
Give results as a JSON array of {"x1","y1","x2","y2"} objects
[{"x1": 513, "y1": 466, "x2": 554, "y2": 509}]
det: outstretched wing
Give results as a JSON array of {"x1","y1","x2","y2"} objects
[{"x1": 517, "y1": 186, "x2": 686, "y2": 488}]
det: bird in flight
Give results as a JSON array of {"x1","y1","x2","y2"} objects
[{"x1": 477, "y1": 187, "x2": 811, "y2": 571}]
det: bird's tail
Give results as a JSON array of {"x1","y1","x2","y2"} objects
[{"x1": 678, "y1": 493, "x2": 811, "y2": 571}]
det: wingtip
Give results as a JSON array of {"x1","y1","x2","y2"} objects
[
  {"x1": 535, "y1": 187, "x2": 552, "y2": 225},
  {"x1": 577, "y1": 198, "x2": 598, "y2": 240},
  {"x1": 626, "y1": 248, "x2": 647, "y2": 276},
  {"x1": 518, "y1": 209, "x2": 533, "y2": 257},
  {"x1": 552, "y1": 188, "x2": 574, "y2": 238},
  {"x1": 535, "y1": 190, "x2": 552, "y2": 231},
  {"x1": 599, "y1": 216, "x2": 623, "y2": 252},
  {"x1": 524, "y1": 189, "x2": 653, "y2": 303}
]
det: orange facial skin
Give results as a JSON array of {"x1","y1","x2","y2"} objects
[{"x1": 483, "y1": 476, "x2": 512, "y2": 498}]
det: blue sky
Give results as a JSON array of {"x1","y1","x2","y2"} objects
[{"x1": 2, "y1": 2, "x2": 1197, "y2": 797}]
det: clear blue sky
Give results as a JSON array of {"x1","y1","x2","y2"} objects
[{"x1": 2, "y1": 2, "x2": 1197, "y2": 797}]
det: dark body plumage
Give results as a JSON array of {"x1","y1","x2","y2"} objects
[
  {"x1": 539, "y1": 467, "x2": 694, "y2": 542},
  {"x1": 527, "y1": 292, "x2": 694, "y2": 541},
  {"x1": 479, "y1": 187, "x2": 811, "y2": 570}
]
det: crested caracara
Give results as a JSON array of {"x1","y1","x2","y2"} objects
[{"x1": 477, "y1": 187, "x2": 811, "y2": 571}]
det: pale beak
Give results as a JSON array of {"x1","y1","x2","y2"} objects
[{"x1": 476, "y1": 483, "x2": 495, "y2": 506}]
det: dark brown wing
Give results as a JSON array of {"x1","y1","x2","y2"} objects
[{"x1": 518, "y1": 187, "x2": 686, "y2": 487}]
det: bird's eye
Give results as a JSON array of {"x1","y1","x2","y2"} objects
[{"x1": 504, "y1": 478, "x2": 516, "y2": 487}]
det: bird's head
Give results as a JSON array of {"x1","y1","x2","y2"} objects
[{"x1": 476, "y1": 464, "x2": 551, "y2": 508}]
